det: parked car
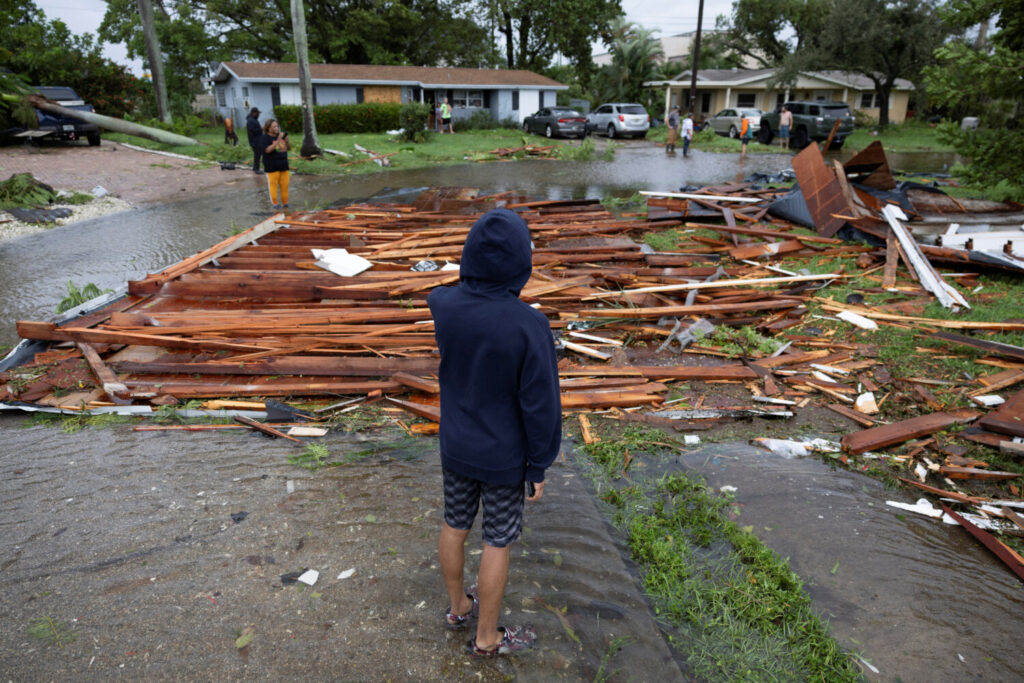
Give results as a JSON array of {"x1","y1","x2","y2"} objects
[
  {"x1": 32, "y1": 86, "x2": 101, "y2": 146},
  {"x1": 586, "y1": 103, "x2": 650, "y2": 139},
  {"x1": 522, "y1": 107, "x2": 587, "y2": 138},
  {"x1": 758, "y1": 100, "x2": 854, "y2": 149},
  {"x1": 705, "y1": 108, "x2": 762, "y2": 138}
]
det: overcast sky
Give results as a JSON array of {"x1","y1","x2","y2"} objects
[{"x1": 35, "y1": 0, "x2": 737, "y2": 73}]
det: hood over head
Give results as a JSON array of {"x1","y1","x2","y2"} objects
[{"x1": 459, "y1": 208, "x2": 532, "y2": 297}]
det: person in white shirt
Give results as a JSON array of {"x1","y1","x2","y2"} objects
[{"x1": 681, "y1": 112, "x2": 695, "y2": 157}]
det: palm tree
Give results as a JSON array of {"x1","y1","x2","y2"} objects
[{"x1": 595, "y1": 21, "x2": 664, "y2": 107}]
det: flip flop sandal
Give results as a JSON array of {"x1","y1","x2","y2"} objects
[
  {"x1": 444, "y1": 585, "x2": 479, "y2": 630},
  {"x1": 467, "y1": 624, "x2": 537, "y2": 657}
]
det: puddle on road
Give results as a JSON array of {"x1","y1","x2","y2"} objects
[
  {"x1": 0, "y1": 415, "x2": 681, "y2": 681},
  {"x1": 661, "y1": 441, "x2": 1024, "y2": 681}
]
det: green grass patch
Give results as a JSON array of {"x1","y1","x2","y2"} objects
[
  {"x1": 575, "y1": 426, "x2": 859, "y2": 680},
  {"x1": 104, "y1": 126, "x2": 586, "y2": 176},
  {"x1": 288, "y1": 443, "x2": 331, "y2": 471},
  {"x1": 845, "y1": 120, "x2": 955, "y2": 153}
]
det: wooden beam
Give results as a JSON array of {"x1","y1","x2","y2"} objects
[{"x1": 840, "y1": 410, "x2": 980, "y2": 454}]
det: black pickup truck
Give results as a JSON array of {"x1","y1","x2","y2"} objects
[
  {"x1": 758, "y1": 100, "x2": 854, "y2": 150},
  {"x1": 32, "y1": 86, "x2": 101, "y2": 146}
]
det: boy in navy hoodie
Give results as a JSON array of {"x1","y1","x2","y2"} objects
[{"x1": 427, "y1": 208, "x2": 561, "y2": 657}]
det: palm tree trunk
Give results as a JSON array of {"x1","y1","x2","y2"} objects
[
  {"x1": 27, "y1": 96, "x2": 199, "y2": 146},
  {"x1": 291, "y1": 0, "x2": 321, "y2": 157},
  {"x1": 137, "y1": 0, "x2": 171, "y2": 124}
]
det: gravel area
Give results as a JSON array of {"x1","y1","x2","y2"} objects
[
  {"x1": 0, "y1": 196, "x2": 134, "y2": 242},
  {"x1": 1, "y1": 139, "x2": 266, "y2": 242}
]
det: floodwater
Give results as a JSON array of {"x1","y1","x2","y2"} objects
[
  {"x1": 676, "y1": 444, "x2": 1024, "y2": 681},
  {"x1": 0, "y1": 419, "x2": 682, "y2": 680},
  {"x1": 4, "y1": 145, "x2": 1017, "y2": 680}
]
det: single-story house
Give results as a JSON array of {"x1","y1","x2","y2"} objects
[
  {"x1": 645, "y1": 68, "x2": 914, "y2": 124},
  {"x1": 209, "y1": 61, "x2": 567, "y2": 128}
]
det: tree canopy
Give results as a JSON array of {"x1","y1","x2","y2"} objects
[
  {"x1": 0, "y1": 1, "x2": 143, "y2": 119},
  {"x1": 592, "y1": 20, "x2": 665, "y2": 108},
  {"x1": 924, "y1": 0, "x2": 1024, "y2": 197}
]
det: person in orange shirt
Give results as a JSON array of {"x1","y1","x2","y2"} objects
[{"x1": 740, "y1": 113, "x2": 752, "y2": 159}]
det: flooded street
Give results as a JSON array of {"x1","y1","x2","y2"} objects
[{"x1": 3, "y1": 144, "x2": 1020, "y2": 681}]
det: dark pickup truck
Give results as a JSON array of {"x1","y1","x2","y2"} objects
[
  {"x1": 758, "y1": 100, "x2": 854, "y2": 150},
  {"x1": 33, "y1": 86, "x2": 101, "y2": 146}
]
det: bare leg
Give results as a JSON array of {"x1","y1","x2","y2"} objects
[
  {"x1": 439, "y1": 522, "x2": 473, "y2": 616},
  {"x1": 474, "y1": 543, "x2": 511, "y2": 650}
]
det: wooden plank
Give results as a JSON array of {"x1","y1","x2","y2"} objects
[
  {"x1": 391, "y1": 371, "x2": 440, "y2": 394},
  {"x1": 114, "y1": 356, "x2": 439, "y2": 377},
  {"x1": 933, "y1": 332, "x2": 1024, "y2": 363},
  {"x1": 578, "y1": 414, "x2": 598, "y2": 444},
  {"x1": 76, "y1": 342, "x2": 129, "y2": 403},
  {"x1": 938, "y1": 466, "x2": 1021, "y2": 480},
  {"x1": 234, "y1": 415, "x2": 302, "y2": 442},
  {"x1": 896, "y1": 477, "x2": 990, "y2": 504},
  {"x1": 385, "y1": 396, "x2": 441, "y2": 422},
  {"x1": 825, "y1": 402, "x2": 877, "y2": 427},
  {"x1": 581, "y1": 274, "x2": 837, "y2": 300},
  {"x1": 841, "y1": 410, "x2": 981, "y2": 454},
  {"x1": 573, "y1": 298, "x2": 805, "y2": 319},
  {"x1": 883, "y1": 229, "x2": 899, "y2": 288},
  {"x1": 941, "y1": 504, "x2": 1024, "y2": 583},
  {"x1": 18, "y1": 321, "x2": 268, "y2": 353}
]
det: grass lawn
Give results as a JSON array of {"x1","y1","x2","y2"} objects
[
  {"x1": 103, "y1": 126, "x2": 588, "y2": 176},
  {"x1": 845, "y1": 119, "x2": 955, "y2": 153}
]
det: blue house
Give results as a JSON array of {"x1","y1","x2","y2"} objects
[{"x1": 209, "y1": 61, "x2": 567, "y2": 128}]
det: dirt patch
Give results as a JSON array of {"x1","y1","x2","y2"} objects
[{"x1": 0, "y1": 140, "x2": 265, "y2": 206}]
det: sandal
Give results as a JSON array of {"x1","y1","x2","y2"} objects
[
  {"x1": 467, "y1": 624, "x2": 536, "y2": 657},
  {"x1": 444, "y1": 585, "x2": 479, "y2": 630}
]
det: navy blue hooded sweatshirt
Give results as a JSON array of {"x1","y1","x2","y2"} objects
[{"x1": 427, "y1": 209, "x2": 561, "y2": 485}]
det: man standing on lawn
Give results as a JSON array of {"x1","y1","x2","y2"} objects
[
  {"x1": 246, "y1": 107, "x2": 264, "y2": 173},
  {"x1": 427, "y1": 208, "x2": 562, "y2": 657}
]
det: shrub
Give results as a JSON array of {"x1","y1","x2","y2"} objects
[
  {"x1": 456, "y1": 110, "x2": 500, "y2": 131},
  {"x1": 273, "y1": 103, "x2": 402, "y2": 134},
  {"x1": 852, "y1": 109, "x2": 878, "y2": 129},
  {"x1": 398, "y1": 102, "x2": 431, "y2": 142}
]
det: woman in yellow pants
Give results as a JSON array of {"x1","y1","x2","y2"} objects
[{"x1": 260, "y1": 119, "x2": 291, "y2": 208}]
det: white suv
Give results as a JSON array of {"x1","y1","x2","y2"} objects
[{"x1": 586, "y1": 103, "x2": 650, "y2": 139}]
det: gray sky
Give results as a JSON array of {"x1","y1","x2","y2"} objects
[{"x1": 35, "y1": 0, "x2": 737, "y2": 73}]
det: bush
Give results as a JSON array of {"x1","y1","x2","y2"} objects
[
  {"x1": 497, "y1": 116, "x2": 521, "y2": 130},
  {"x1": 852, "y1": 109, "x2": 878, "y2": 129},
  {"x1": 398, "y1": 102, "x2": 431, "y2": 142},
  {"x1": 273, "y1": 103, "x2": 402, "y2": 134},
  {"x1": 456, "y1": 110, "x2": 500, "y2": 131}
]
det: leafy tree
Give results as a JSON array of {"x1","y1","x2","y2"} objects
[
  {"x1": 592, "y1": 20, "x2": 664, "y2": 109},
  {"x1": 713, "y1": 0, "x2": 830, "y2": 67},
  {"x1": 0, "y1": 1, "x2": 144, "y2": 119},
  {"x1": 811, "y1": 0, "x2": 948, "y2": 126},
  {"x1": 485, "y1": 0, "x2": 623, "y2": 83},
  {"x1": 924, "y1": 0, "x2": 1024, "y2": 198}
]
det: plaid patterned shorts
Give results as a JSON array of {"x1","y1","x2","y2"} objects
[{"x1": 443, "y1": 469, "x2": 525, "y2": 548}]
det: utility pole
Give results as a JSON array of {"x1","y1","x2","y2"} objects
[
  {"x1": 688, "y1": 0, "x2": 706, "y2": 114},
  {"x1": 291, "y1": 0, "x2": 321, "y2": 157},
  {"x1": 137, "y1": 0, "x2": 170, "y2": 123}
]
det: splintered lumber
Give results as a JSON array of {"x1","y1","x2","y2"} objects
[
  {"x1": 941, "y1": 504, "x2": 1024, "y2": 583},
  {"x1": 76, "y1": 342, "x2": 129, "y2": 403},
  {"x1": 882, "y1": 205, "x2": 970, "y2": 309},
  {"x1": 976, "y1": 388, "x2": 1024, "y2": 437},
  {"x1": 391, "y1": 372, "x2": 440, "y2": 394},
  {"x1": 933, "y1": 332, "x2": 1024, "y2": 364},
  {"x1": 578, "y1": 414, "x2": 597, "y2": 444},
  {"x1": 896, "y1": 477, "x2": 989, "y2": 504},
  {"x1": 581, "y1": 274, "x2": 837, "y2": 300},
  {"x1": 234, "y1": 415, "x2": 302, "y2": 442},
  {"x1": 840, "y1": 410, "x2": 980, "y2": 454},
  {"x1": 938, "y1": 466, "x2": 1021, "y2": 481},
  {"x1": 385, "y1": 396, "x2": 441, "y2": 422}
]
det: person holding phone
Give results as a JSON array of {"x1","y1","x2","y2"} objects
[
  {"x1": 428, "y1": 209, "x2": 561, "y2": 657},
  {"x1": 260, "y1": 118, "x2": 290, "y2": 209}
]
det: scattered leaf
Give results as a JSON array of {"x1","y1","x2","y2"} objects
[{"x1": 235, "y1": 626, "x2": 255, "y2": 649}]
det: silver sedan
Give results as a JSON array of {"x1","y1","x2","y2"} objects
[
  {"x1": 522, "y1": 108, "x2": 587, "y2": 139},
  {"x1": 705, "y1": 108, "x2": 762, "y2": 138}
]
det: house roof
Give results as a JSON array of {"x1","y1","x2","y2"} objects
[
  {"x1": 211, "y1": 62, "x2": 566, "y2": 90},
  {"x1": 649, "y1": 68, "x2": 914, "y2": 91}
]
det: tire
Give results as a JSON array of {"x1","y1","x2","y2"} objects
[
  {"x1": 792, "y1": 128, "x2": 809, "y2": 149},
  {"x1": 545, "y1": 124, "x2": 553, "y2": 138},
  {"x1": 728, "y1": 125, "x2": 738, "y2": 139},
  {"x1": 757, "y1": 126, "x2": 773, "y2": 145},
  {"x1": 522, "y1": 121, "x2": 530, "y2": 133},
  {"x1": 634, "y1": 132, "x2": 647, "y2": 139},
  {"x1": 828, "y1": 137, "x2": 845, "y2": 150},
  {"x1": 87, "y1": 133, "x2": 101, "y2": 146},
  {"x1": 607, "y1": 124, "x2": 616, "y2": 139}
]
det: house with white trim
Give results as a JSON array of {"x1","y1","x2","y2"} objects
[
  {"x1": 209, "y1": 61, "x2": 567, "y2": 127},
  {"x1": 646, "y1": 68, "x2": 915, "y2": 124}
]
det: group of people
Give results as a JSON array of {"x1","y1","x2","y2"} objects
[
  {"x1": 665, "y1": 103, "x2": 795, "y2": 159},
  {"x1": 245, "y1": 106, "x2": 291, "y2": 209}
]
